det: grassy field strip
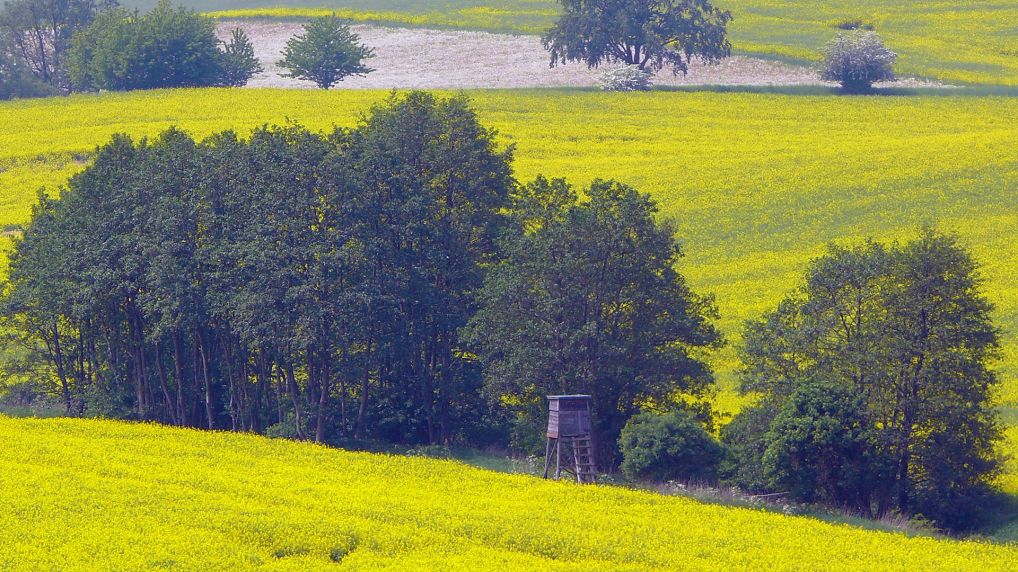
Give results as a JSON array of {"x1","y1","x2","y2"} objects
[
  {"x1": 1, "y1": 416, "x2": 1015, "y2": 570},
  {"x1": 1, "y1": 87, "x2": 1016, "y2": 489}
]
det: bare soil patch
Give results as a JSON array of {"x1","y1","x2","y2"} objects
[{"x1": 219, "y1": 20, "x2": 946, "y2": 90}]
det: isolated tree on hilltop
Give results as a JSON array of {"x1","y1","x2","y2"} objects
[
  {"x1": 278, "y1": 16, "x2": 374, "y2": 89},
  {"x1": 543, "y1": 0, "x2": 733, "y2": 75}
]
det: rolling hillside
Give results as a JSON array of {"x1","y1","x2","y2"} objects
[
  {"x1": 117, "y1": 0, "x2": 1018, "y2": 85},
  {"x1": 0, "y1": 415, "x2": 1015, "y2": 570}
]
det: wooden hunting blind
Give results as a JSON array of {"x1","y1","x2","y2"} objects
[{"x1": 543, "y1": 395, "x2": 597, "y2": 484}]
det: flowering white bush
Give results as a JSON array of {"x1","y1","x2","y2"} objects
[
  {"x1": 597, "y1": 64, "x2": 653, "y2": 92},
  {"x1": 820, "y1": 30, "x2": 897, "y2": 92}
]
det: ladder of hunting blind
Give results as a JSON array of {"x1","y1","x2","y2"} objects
[
  {"x1": 545, "y1": 436, "x2": 597, "y2": 484},
  {"x1": 570, "y1": 436, "x2": 597, "y2": 484}
]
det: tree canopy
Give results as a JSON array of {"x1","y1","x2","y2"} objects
[
  {"x1": 1, "y1": 94, "x2": 723, "y2": 461},
  {"x1": 543, "y1": 0, "x2": 733, "y2": 74},
  {"x1": 464, "y1": 177, "x2": 722, "y2": 459},
  {"x1": 67, "y1": 0, "x2": 259, "y2": 91},
  {"x1": 0, "y1": 0, "x2": 112, "y2": 94},
  {"x1": 1, "y1": 92, "x2": 515, "y2": 446},
  {"x1": 278, "y1": 16, "x2": 374, "y2": 89},
  {"x1": 739, "y1": 229, "x2": 1003, "y2": 530}
]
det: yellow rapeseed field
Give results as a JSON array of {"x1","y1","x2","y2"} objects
[
  {"x1": 1, "y1": 87, "x2": 1017, "y2": 492},
  {"x1": 197, "y1": 0, "x2": 1018, "y2": 85},
  {"x1": 0, "y1": 415, "x2": 1015, "y2": 570}
]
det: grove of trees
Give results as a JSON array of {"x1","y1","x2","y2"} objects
[
  {"x1": 728, "y1": 231, "x2": 1003, "y2": 530},
  {"x1": 0, "y1": 0, "x2": 262, "y2": 96},
  {"x1": 0, "y1": 90, "x2": 1007, "y2": 533},
  {"x1": 0, "y1": 0, "x2": 113, "y2": 94},
  {"x1": 0, "y1": 92, "x2": 720, "y2": 461}
]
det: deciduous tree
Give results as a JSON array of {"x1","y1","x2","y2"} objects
[
  {"x1": 740, "y1": 229, "x2": 1003, "y2": 530},
  {"x1": 543, "y1": 0, "x2": 733, "y2": 74},
  {"x1": 466, "y1": 177, "x2": 722, "y2": 460}
]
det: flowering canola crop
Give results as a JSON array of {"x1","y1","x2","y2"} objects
[{"x1": 0, "y1": 415, "x2": 1015, "y2": 570}]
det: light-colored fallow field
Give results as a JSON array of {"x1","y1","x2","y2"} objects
[{"x1": 216, "y1": 20, "x2": 948, "y2": 90}]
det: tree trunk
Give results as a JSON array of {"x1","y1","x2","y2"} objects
[
  {"x1": 196, "y1": 326, "x2": 214, "y2": 429},
  {"x1": 316, "y1": 343, "x2": 331, "y2": 443},
  {"x1": 50, "y1": 321, "x2": 72, "y2": 415},
  {"x1": 173, "y1": 331, "x2": 187, "y2": 426},
  {"x1": 285, "y1": 364, "x2": 304, "y2": 439},
  {"x1": 354, "y1": 336, "x2": 374, "y2": 440},
  {"x1": 154, "y1": 342, "x2": 178, "y2": 425}
]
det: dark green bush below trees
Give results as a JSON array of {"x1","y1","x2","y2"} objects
[
  {"x1": 761, "y1": 379, "x2": 889, "y2": 512},
  {"x1": 619, "y1": 410, "x2": 724, "y2": 482},
  {"x1": 0, "y1": 49, "x2": 57, "y2": 99}
]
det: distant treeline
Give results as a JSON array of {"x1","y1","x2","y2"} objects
[{"x1": 0, "y1": 92, "x2": 721, "y2": 457}]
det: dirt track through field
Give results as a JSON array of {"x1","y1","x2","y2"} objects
[{"x1": 218, "y1": 20, "x2": 944, "y2": 90}]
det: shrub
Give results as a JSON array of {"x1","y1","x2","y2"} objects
[
  {"x1": 217, "y1": 28, "x2": 262, "y2": 87},
  {"x1": 762, "y1": 379, "x2": 890, "y2": 512},
  {"x1": 0, "y1": 53, "x2": 57, "y2": 100},
  {"x1": 835, "y1": 19, "x2": 875, "y2": 31},
  {"x1": 619, "y1": 410, "x2": 724, "y2": 482},
  {"x1": 278, "y1": 16, "x2": 374, "y2": 89},
  {"x1": 719, "y1": 403, "x2": 775, "y2": 492},
  {"x1": 598, "y1": 64, "x2": 653, "y2": 92},
  {"x1": 820, "y1": 30, "x2": 896, "y2": 93},
  {"x1": 68, "y1": 1, "x2": 260, "y2": 91}
]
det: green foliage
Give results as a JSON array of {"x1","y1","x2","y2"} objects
[
  {"x1": 67, "y1": 0, "x2": 256, "y2": 91},
  {"x1": 1, "y1": 91, "x2": 515, "y2": 447},
  {"x1": 762, "y1": 379, "x2": 890, "y2": 511},
  {"x1": 619, "y1": 410, "x2": 724, "y2": 482},
  {"x1": 217, "y1": 28, "x2": 261, "y2": 87},
  {"x1": 742, "y1": 229, "x2": 1003, "y2": 530},
  {"x1": 465, "y1": 177, "x2": 722, "y2": 459},
  {"x1": 2, "y1": 88, "x2": 1018, "y2": 489},
  {"x1": 820, "y1": 30, "x2": 897, "y2": 93},
  {"x1": 278, "y1": 16, "x2": 374, "y2": 89},
  {"x1": 117, "y1": 0, "x2": 1018, "y2": 85},
  {"x1": 719, "y1": 403, "x2": 773, "y2": 492},
  {"x1": 0, "y1": 49, "x2": 57, "y2": 100},
  {"x1": 0, "y1": 0, "x2": 111, "y2": 91},
  {"x1": 543, "y1": 0, "x2": 732, "y2": 74}
]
